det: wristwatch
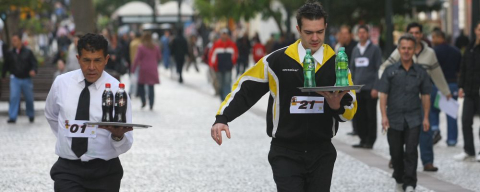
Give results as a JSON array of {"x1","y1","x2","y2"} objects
[{"x1": 111, "y1": 134, "x2": 124, "y2": 141}]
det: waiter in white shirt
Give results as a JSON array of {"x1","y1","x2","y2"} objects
[{"x1": 45, "y1": 33, "x2": 133, "y2": 192}]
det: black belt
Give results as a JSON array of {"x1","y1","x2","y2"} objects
[{"x1": 59, "y1": 157, "x2": 117, "y2": 165}]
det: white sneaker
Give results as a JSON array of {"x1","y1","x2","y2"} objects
[
  {"x1": 453, "y1": 152, "x2": 475, "y2": 161},
  {"x1": 395, "y1": 183, "x2": 404, "y2": 192},
  {"x1": 405, "y1": 186, "x2": 415, "y2": 192},
  {"x1": 476, "y1": 154, "x2": 480, "y2": 162}
]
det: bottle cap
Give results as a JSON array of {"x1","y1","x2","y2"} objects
[
  {"x1": 119, "y1": 83, "x2": 125, "y2": 89},
  {"x1": 339, "y1": 47, "x2": 345, "y2": 52},
  {"x1": 105, "y1": 83, "x2": 111, "y2": 88},
  {"x1": 306, "y1": 49, "x2": 311, "y2": 54}
]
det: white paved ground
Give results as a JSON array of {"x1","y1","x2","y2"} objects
[{"x1": 0, "y1": 64, "x2": 479, "y2": 191}]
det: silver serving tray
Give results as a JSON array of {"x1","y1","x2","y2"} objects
[
  {"x1": 298, "y1": 85, "x2": 364, "y2": 92},
  {"x1": 85, "y1": 122, "x2": 152, "y2": 129}
]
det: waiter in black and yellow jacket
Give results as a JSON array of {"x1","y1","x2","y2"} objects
[{"x1": 210, "y1": 2, "x2": 357, "y2": 192}]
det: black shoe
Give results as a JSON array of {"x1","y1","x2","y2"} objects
[
  {"x1": 29, "y1": 117, "x2": 34, "y2": 123},
  {"x1": 7, "y1": 119, "x2": 16, "y2": 124},
  {"x1": 352, "y1": 144, "x2": 364, "y2": 148},
  {"x1": 141, "y1": 103, "x2": 146, "y2": 109},
  {"x1": 363, "y1": 144, "x2": 373, "y2": 149},
  {"x1": 352, "y1": 143, "x2": 373, "y2": 149},
  {"x1": 433, "y1": 131, "x2": 442, "y2": 145},
  {"x1": 347, "y1": 131, "x2": 358, "y2": 136},
  {"x1": 423, "y1": 163, "x2": 439, "y2": 172}
]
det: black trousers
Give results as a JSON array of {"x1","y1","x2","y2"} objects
[
  {"x1": 138, "y1": 84, "x2": 154, "y2": 108},
  {"x1": 268, "y1": 142, "x2": 337, "y2": 192},
  {"x1": 175, "y1": 57, "x2": 185, "y2": 78},
  {"x1": 387, "y1": 125, "x2": 420, "y2": 189},
  {"x1": 355, "y1": 90, "x2": 378, "y2": 145},
  {"x1": 50, "y1": 157, "x2": 123, "y2": 192},
  {"x1": 462, "y1": 96, "x2": 480, "y2": 155}
]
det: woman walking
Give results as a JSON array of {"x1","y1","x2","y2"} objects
[{"x1": 132, "y1": 32, "x2": 161, "y2": 110}]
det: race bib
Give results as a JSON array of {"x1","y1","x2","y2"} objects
[
  {"x1": 64, "y1": 120, "x2": 97, "y2": 138},
  {"x1": 355, "y1": 57, "x2": 369, "y2": 67},
  {"x1": 290, "y1": 96, "x2": 324, "y2": 114}
]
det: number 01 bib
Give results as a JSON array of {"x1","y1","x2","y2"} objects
[
  {"x1": 64, "y1": 120, "x2": 98, "y2": 138},
  {"x1": 290, "y1": 96, "x2": 324, "y2": 114}
]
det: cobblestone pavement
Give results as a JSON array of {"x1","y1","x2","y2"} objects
[{"x1": 0, "y1": 64, "x2": 478, "y2": 191}]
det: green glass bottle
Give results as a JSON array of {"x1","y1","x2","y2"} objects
[
  {"x1": 303, "y1": 49, "x2": 316, "y2": 87},
  {"x1": 335, "y1": 47, "x2": 349, "y2": 86}
]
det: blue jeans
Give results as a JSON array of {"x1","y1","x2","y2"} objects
[
  {"x1": 9, "y1": 76, "x2": 35, "y2": 120},
  {"x1": 429, "y1": 83, "x2": 458, "y2": 145},
  {"x1": 216, "y1": 71, "x2": 232, "y2": 101}
]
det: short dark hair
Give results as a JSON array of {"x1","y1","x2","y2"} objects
[
  {"x1": 296, "y1": 2, "x2": 328, "y2": 29},
  {"x1": 77, "y1": 33, "x2": 109, "y2": 57},
  {"x1": 357, "y1": 25, "x2": 369, "y2": 33},
  {"x1": 432, "y1": 29, "x2": 445, "y2": 39},
  {"x1": 340, "y1": 25, "x2": 352, "y2": 34},
  {"x1": 11, "y1": 32, "x2": 22, "y2": 39},
  {"x1": 397, "y1": 33, "x2": 417, "y2": 48},
  {"x1": 406, "y1": 22, "x2": 423, "y2": 33}
]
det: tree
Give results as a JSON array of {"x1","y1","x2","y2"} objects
[
  {"x1": 71, "y1": 0, "x2": 96, "y2": 33},
  {"x1": 194, "y1": 0, "x2": 443, "y2": 36},
  {"x1": 0, "y1": 0, "x2": 50, "y2": 45}
]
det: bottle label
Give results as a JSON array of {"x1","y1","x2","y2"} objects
[
  {"x1": 290, "y1": 96, "x2": 324, "y2": 114},
  {"x1": 64, "y1": 120, "x2": 97, "y2": 138}
]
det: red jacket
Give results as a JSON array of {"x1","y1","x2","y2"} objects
[
  {"x1": 208, "y1": 39, "x2": 238, "y2": 72},
  {"x1": 252, "y1": 42, "x2": 266, "y2": 63}
]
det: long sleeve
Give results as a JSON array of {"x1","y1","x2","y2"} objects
[
  {"x1": 45, "y1": 78, "x2": 60, "y2": 136},
  {"x1": 458, "y1": 52, "x2": 467, "y2": 88},
  {"x1": 29, "y1": 50, "x2": 38, "y2": 74},
  {"x1": 428, "y1": 55, "x2": 451, "y2": 96},
  {"x1": 335, "y1": 70, "x2": 357, "y2": 122},
  {"x1": 373, "y1": 46, "x2": 383, "y2": 89},
  {"x1": 1, "y1": 57, "x2": 8, "y2": 78},
  {"x1": 214, "y1": 58, "x2": 270, "y2": 125},
  {"x1": 232, "y1": 43, "x2": 239, "y2": 64},
  {"x1": 110, "y1": 90, "x2": 133, "y2": 156},
  {"x1": 379, "y1": 49, "x2": 400, "y2": 77},
  {"x1": 131, "y1": 47, "x2": 142, "y2": 72}
]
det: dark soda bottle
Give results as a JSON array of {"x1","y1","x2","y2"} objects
[
  {"x1": 101, "y1": 83, "x2": 114, "y2": 122},
  {"x1": 114, "y1": 83, "x2": 127, "y2": 123}
]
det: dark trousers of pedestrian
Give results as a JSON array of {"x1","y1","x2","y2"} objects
[
  {"x1": 186, "y1": 57, "x2": 199, "y2": 72},
  {"x1": 175, "y1": 57, "x2": 185, "y2": 82},
  {"x1": 50, "y1": 157, "x2": 123, "y2": 192},
  {"x1": 461, "y1": 95, "x2": 480, "y2": 156},
  {"x1": 236, "y1": 56, "x2": 249, "y2": 76},
  {"x1": 268, "y1": 142, "x2": 337, "y2": 192},
  {"x1": 419, "y1": 121, "x2": 434, "y2": 166},
  {"x1": 430, "y1": 84, "x2": 459, "y2": 145},
  {"x1": 387, "y1": 124, "x2": 420, "y2": 190},
  {"x1": 138, "y1": 84, "x2": 154, "y2": 109},
  {"x1": 355, "y1": 90, "x2": 377, "y2": 146},
  {"x1": 216, "y1": 71, "x2": 232, "y2": 101}
]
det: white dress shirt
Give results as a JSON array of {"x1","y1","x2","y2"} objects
[
  {"x1": 298, "y1": 41, "x2": 325, "y2": 68},
  {"x1": 45, "y1": 69, "x2": 133, "y2": 162},
  {"x1": 357, "y1": 40, "x2": 370, "y2": 55}
]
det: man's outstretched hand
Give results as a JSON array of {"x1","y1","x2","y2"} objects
[
  {"x1": 211, "y1": 123, "x2": 231, "y2": 145},
  {"x1": 316, "y1": 90, "x2": 349, "y2": 110}
]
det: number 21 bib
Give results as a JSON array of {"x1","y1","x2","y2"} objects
[{"x1": 290, "y1": 96, "x2": 324, "y2": 114}]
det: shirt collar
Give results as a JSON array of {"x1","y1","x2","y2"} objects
[
  {"x1": 73, "y1": 69, "x2": 106, "y2": 90},
  {"x1": 298, "y1": 41, "x2": 324, "y2": 65},
  {"x1": 357, "y1": 40, "x2": 370, "y2": 49}
]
